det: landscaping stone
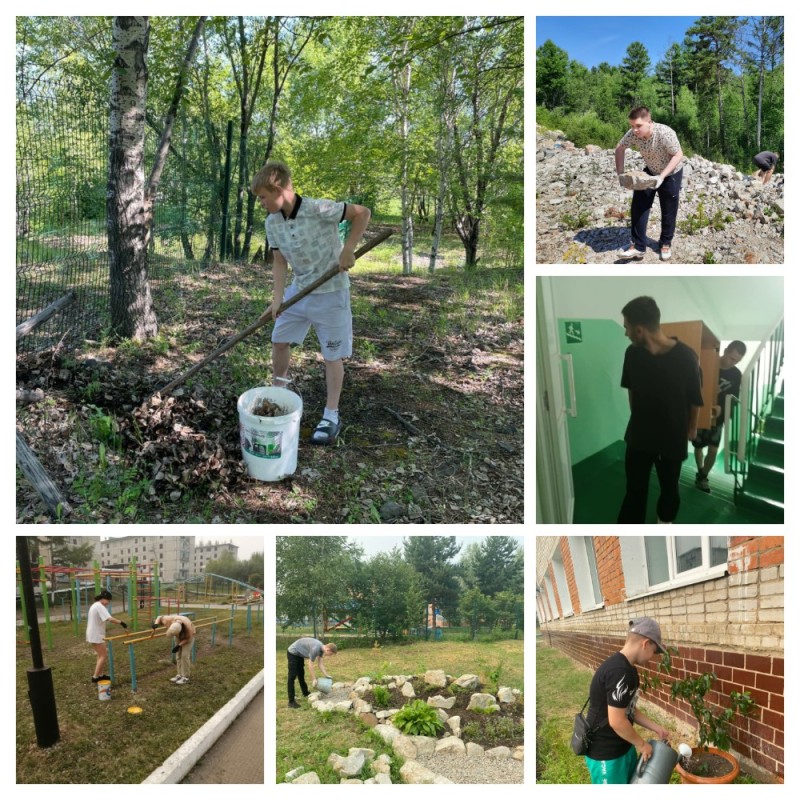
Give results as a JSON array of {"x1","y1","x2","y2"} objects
[
  {"x1": 353, "y1": 699, "x2": 372, "y2": 714},
  {"x1": 328, "y1": 750, "x2": 365, "y2": 777},
  {"x1": 446, "y1": 715, "x2": 461, "y2": 736},
  {"x1": 359, "y1": 712, "x2": 379, "y2": 727},
  {"x1": 434, "y1": 736, "x2": 466, "y2": 755},
  {"x1": 340, "y1": 779, "x2": 363, "y2": 784},
  {"x1": 401, "y1": 682, "x2": 416, "y2": 698},
  {"x1": 393, "y1": 734, "x2": 418, "y2": 760},
  {"x1": 619, "y1": 170, "x2": 659, "y2": 191},
  {"x1": 400, "y1": 760, "x2": 439, "y2": 784},
  {"x1": 372, "y1": 754, "x2": 392, "y2": 775},
  {"x1": 409, "y1": 735, "x2": 437, "y2": 757},
  {"x1": 376, "y1": 709, "x2": 400, "y2": 720},
  {"x1": 467, "y1": 693, "x2": 500, "y2": 712},
  {"x1": 512, "y1": 746, "x2": 524, "y2": 761},
  {"x1": 313, "y1": 700, "x2": 335, "y2": 712},
  {"x1": 424, "y1": 669, "x2": 447, "y2": 688},
  {"x1": 353, "y1": 676, "x2": 372, "y2": 689},
  {"x1": 332, "y1": 682, "x2": 345, "y2": 689},
  {"x1": 307, "y1": 692, "x2": 321, "y2": 702},
  {"x1": 387, "y1": 681, "x2": 397, "y2": 689},
  {"x1": 435, "y1": 709, "x2": 450, "y2": 723},
  {"x1": 427, "y1": 694, "x2": 456, "y2": 709},
  {"x1": 374, "y1": 724, "x2": 401, "y2": 744},
  {"x1": 451, "y1": 674, "x2": 479, "y2": 690},
  {"x1": 292, "y1": 772, "x2": 320, "y2": 784},
  {"x1": 349, "y1": 747, "x2": 376, "y2": 763},
  {"x1": 485, "y1": 746, "x2": 511, "y2": 759},
  {"x1": 334, "y1": 700, "x2": 353, "y2": 712},
  {"x1": 371, "y1": 774, "x2": 392, "y2": 784},
  {"x1": 395, "y1": 676, "x2": 406, "y2": 687},
  {"x1": 466, "y1": 742, "x2": 485, "y2": 759},
  {"x1": 285, "y1": 766, "x2": 305, "y2": 781},
  {"x1": 497, "y1": 687, "x2": 515, "y2": 703}
]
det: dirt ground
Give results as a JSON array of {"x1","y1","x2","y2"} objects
[{"x1": 16, "y1": 260, "x2": 523, "y2": 523}]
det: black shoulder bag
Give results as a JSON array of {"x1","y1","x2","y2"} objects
[{"x1": 570, "y1": 696, "x2": 594, "y2": 756}]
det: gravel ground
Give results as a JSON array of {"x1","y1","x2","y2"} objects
[{"x1": 415, "y1": 752, "x2": 523, "y2": 784}]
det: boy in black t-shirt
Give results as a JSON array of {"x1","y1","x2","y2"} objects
[
  {"x1": 584, "y1": 618, "x2": 670, "y2": 784},
  {"x1": 692, "y1": 341, "x2": 746, "y2": 493},
  {"x1": 617, "y1": 297, "x2": 703, "y2": 523}
]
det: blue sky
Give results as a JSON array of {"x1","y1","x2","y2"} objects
[{"x1": 536, "y1": 17, "x2": 702, "y2": 70}]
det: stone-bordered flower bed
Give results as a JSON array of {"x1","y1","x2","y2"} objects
[{"x1": 288, "y1": 669, "x2": 524, "y2": 785}]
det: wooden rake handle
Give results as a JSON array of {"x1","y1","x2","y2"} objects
[{"x1": 153, "y1": 228, "x2": 393, "y2": 398}]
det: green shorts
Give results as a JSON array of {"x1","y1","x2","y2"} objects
[{"x1": 585, "y1": 746, "x2": 637, "y2": 784}]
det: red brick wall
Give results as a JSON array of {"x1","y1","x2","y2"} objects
[
  {"x1": 548, "y1": 563, "x2": 563, "y2": 618},
  {"x1": 546, "y1": 630, "x2": 784, "y2": 781},
  {"x1": 729, "y1": 536, "x2": 785, "y2": 572},
  {"x1": 559, "y1": 537, "x2": 582, "y2": 615},
  {"x1": 593, "y1": 536, "x2": 625, "y2": 605}
]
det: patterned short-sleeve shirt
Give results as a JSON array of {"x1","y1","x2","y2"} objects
[
  {"x1": 266, "y1": 195, "x2": 349, "y2": 294},
  {"x1": 617, "y1": 122, "x2": 683, "y2": 176}
]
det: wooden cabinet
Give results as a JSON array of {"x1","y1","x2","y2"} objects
[{"x1": 661, "y1": 320, "x2": 720, "y2": 430}]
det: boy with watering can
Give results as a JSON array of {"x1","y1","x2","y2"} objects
[{"x1": 287, "y1": 637, "x2": 337, "y2": 708}]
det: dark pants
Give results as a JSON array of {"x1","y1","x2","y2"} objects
[
  {"x1": 630, "y1": 168, "x2": 683, "y2": 251},
  {"x1": 617, "y1": 446, "x2": 683, "y2": 523},
  {"x1": 287, "y1": 650, "x2": 308, "y2": 701}
]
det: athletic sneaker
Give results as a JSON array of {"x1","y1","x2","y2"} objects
[
  {"x1": 660, "y1": 245, "x2": 672, "y2": 261},
  {"x1": 175, "y1": 676, "x2": 190, "y2": 685},
  {"x1": 695, "y1": 472, "x2": 711, "y2": 493},
  {"x1": 170, "y1": 675, "x2": 182, "y2": 683},
  {"x1": 617, "y1": 245, "x2": 644, "y2": 260}
]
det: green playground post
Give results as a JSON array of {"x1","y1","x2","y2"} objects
[
  {"x1": 128, "y1": 643, "x2": 137, "y2": 693},
  {"x1": 93, "y1": 560, "x2": 101, "y2": 596},
  {"x1": 108, "y1": 640, "x2": 115, "y2": 682},
  {"x1": 211, "y1": 621, "x2": 217, "y2": 647},
  {"x1": 130, "y1": 556, "x2": 139, "y2": 632},
  {"x1": 154, "y1": 561, "x2": 161, "y2": 618},
  {"x1": 228, "y1": 605, "x2": 234, "y2": 646},
  {"x1": 17, "y1": 561, "x2": 30, "y2": 644},
  {"x1": 39, "y1": 557, "x2": 53, "y2": 651},
  {"x1": 69, "y1": 571, "x2": 78, "y2": 637},
  {"x1": 246, "y1": 603, "x2": 252, "y2": 634}
]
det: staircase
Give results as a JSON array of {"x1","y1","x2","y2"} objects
[{"x1": 736, "y1": 392, "x2": 784, "y2": 521}]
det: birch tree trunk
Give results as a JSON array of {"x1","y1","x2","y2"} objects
[
  {"x1": 107, "y1": 16, "x2": 158, "y2": 340},
  {"x1": 429, "y1": 58, "x2": 455, "y2": 273},
  {"x1": 398, "y1": 44, "x2": 414, "y2": 275}
]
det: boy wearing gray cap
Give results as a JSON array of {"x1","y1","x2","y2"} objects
[{"x1": 583, "y1": 618, "x2": 671, "y2": 783}]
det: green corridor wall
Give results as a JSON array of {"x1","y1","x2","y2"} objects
[{"x1": 558, "y1": 318, "x2": 629, "y2": 465}]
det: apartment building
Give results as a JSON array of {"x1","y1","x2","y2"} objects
[
  {"x1": 194, "y1": 541, "x2": 238, "y2": 574},
  {"x1": 100, "y1": 536, "x2": 194, "y2": 582}
]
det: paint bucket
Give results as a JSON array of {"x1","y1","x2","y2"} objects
[
  {"x1": 317, "y1": 677, "x2": 333, "y2": 694},
  {"x1": 237, "y1": 386, "x2": 303, "y2": 481},
  {"x1": 97, "y1": 680, "x2": 112, "y2": 701}
]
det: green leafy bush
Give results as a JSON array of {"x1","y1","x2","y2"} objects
[
  {"x1": 392, "y1": 700, "x2": 445, "y2": 737},
  {"x1": 372, "y1": 685, "x2": 391, "y2": 708}
]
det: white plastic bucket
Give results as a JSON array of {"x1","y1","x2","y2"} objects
[
  {"x1": 237, "y1": 386, "x2": 303, "y2": 481},
  {"x1": 97, "y1": 680, "x2": 111, "y2": 701}
]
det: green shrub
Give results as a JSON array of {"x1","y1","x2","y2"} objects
[
  {"x1": 560, "y1": 209, "x2": 591, "y2": 230},
  {"x1": 372, "y1": 685, "x2": 391, "y2": 708},
  {"x1": 392, "y1": 700, "x2": 445, "y2": 737}
]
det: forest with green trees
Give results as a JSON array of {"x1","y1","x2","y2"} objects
[
  {"x1": 536, "y1": 16, "x2": 783, "y2": 173},
  {"x1": 276, "y1": 536, "x2": 524, "y2": 643}
]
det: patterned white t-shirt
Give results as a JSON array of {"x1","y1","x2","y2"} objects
[
  {"x1": 266, "y1": 195, "x2": 349, "y2": 294},
  {"x1": 617, "y1": 122, "x2": 683, "y2": 176}
]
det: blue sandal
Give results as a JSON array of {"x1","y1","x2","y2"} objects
[{"x1": 311, "y1": 417, "x2": 341, "y2": 445}]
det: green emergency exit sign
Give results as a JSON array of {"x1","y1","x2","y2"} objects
[{"x1": 564, "y1": 321, "x2": 582, "y2": 343}]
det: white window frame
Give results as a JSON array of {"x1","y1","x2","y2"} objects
[
  {"x1": 543, "y1": 573, "x2": 559, "y2": 620},
  {"x1": 567, "y1": 536, "x2": 604, "y2": 612},
  {"x1": 622, "y1": 536, "x2": 728, "y2": 600}
]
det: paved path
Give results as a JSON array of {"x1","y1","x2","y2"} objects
[{"x1": 181, "y1": 689, "x2": 264, "y2": 784}]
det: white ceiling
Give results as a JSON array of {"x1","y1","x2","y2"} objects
[{"x1": 550, "y1": 276, "x2": 784, "y2": 341}]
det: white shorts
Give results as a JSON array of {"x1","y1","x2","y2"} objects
[{"x1": 272, "y1": 284, "x2": 353, "y2": 361}]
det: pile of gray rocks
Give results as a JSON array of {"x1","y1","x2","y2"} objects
[
  {"x1": 286, "y1": 669, "x2": 524, "y2": 785},
  {"x1": 536, "y1": 125, "x2": 784, "y2": 264}
]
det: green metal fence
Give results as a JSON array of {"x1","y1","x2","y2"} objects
[{"x1": 16, "y1": 78, "x2": 235, "y2": 353}]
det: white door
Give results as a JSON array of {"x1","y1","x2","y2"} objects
[{"x1": 536, "y1": 277, "x2": 575, "y2": 523}]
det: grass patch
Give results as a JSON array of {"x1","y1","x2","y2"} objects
[
  {"x1": 276, "y1": 639, "x2": 523, "y2": 782},
  {"x1": 17, "y1": 609, "x2": 263, "y2": 784}
]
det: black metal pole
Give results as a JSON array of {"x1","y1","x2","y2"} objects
[
  {"x1": 16, "y1": 536, "x2": 60, "y2": 747},
  {"x1": 220, "y1": 119, "x2": 234, "y2": 261}
]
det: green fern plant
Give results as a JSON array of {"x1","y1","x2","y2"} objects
[{"x1": 392, "y1": 700, "x2": 445, "y2": 737}]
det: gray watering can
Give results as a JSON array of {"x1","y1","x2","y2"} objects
[
  {"x1": 629, "y1": 739, "x2": 679, "y2": 784},
  {"x1": 316, "y1": 677, "x2": 333, "y2": 694}
]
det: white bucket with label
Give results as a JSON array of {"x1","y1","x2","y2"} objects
[
  {"x1": 97, "y1": 679, "x2": 112, "y2": 701},
  {"x1": 237, "y1": 386, "x2": 303, "y2": 481}
]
